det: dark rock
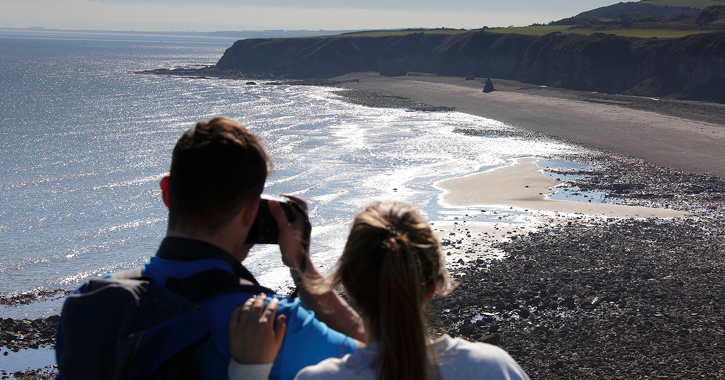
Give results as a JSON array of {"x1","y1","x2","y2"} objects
[
  {"x1": 483, "y1": 78, "x2": 495, "y2": 93},
  {"x1": 518, "y1": 308, "x2": 531, "y2": 319},
  {"x1": 549, "y1": 360, "x2": 565, "y2": 370},
  {"x1": 459, "y1": 321, "x2": 476, "y2": 335},
  {"x1": 479, "y1": 334, "x2": 501, "y2": 345},
  {"x1": 562, "y1": 297, "x2": 576, "y2": 309}
]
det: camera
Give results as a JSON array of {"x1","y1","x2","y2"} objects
[{"x1": 245, "y1": 194, "x2": 308, "y2": 245}]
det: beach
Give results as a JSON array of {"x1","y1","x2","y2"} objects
[
  {"x1": 4, "y1": 70, "x2": 725, "y2": 379},
  {"x1": 335, "y1": 72, "x2": 725, "y2": 176},
  {"x1": 332, "y1": 73, "x2": 725, "y2": 378}
]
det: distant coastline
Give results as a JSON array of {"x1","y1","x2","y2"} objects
[{"x1": 0, "y1": 27, "x2": 357, "y2": 40}]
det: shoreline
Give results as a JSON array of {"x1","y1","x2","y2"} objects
[
  {"x1": 430, "y1": 156, "x2": 691, "y2": 267},
  {"x1": 434, "y1": 157, "x2": 687, "y2": 219},
  {"x1": 333, "y1": 72, "x2": 725, "y2": 176}
]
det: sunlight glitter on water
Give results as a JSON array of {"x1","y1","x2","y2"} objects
[{"x1": 1, "y1": 32, "x2": 581, "y2": 319}]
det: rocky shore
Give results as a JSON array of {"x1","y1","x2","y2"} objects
[
  {"x1": 431, "y1": 152, "x2": 725, "y2": 379},
  {"x1": 1, "y1": 317, "x2": 58, "y2": 379}
]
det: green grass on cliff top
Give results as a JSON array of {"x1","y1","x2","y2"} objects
[
  {"x1": 639, "y1": 0, "x2": 725, "y2": 9},
  {"x1": 342, "y1": 26, "x2": 714, "y2": 39},
  {"x1": 486, "y1": 25, "x2": 715, "y2": 38},
  {"x1": 339, "y1": 28, "x2": 468, "y2": 37}
]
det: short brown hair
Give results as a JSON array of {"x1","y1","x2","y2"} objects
[{"x1": 167, "y1": 117, "x2": 269, "y2": 235}]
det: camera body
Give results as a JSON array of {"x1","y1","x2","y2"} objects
[{"x1": 245, "y1": 194, "x2": 305, "y2": 245}]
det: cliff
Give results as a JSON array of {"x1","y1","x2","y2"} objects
[{"x1": 215, "y1": 30, "x2": 725, "y2": 103}]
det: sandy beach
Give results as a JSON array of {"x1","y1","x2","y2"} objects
[
  {"x1": 435, "y1": 157, "x2": 687, "y2": 218},
  {"x1": 429, "y1": 156, "x2": 689, "y2": 266},
  {"x1": 335, "y1": 72, "x2": 725, "y2": 176}
]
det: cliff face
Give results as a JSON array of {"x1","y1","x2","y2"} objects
[
  {"x1": 656, "y1": 32, "x2": 725, "y2": 101},
  {"x1": 216, "y1": 31, "x2": 725, "y2": 103},
  {"x1": 521, "y1": 33, "x2": 635, "y2": 93},
  {"x1": 216, "y1": 34, "x2": 451, "y2": 78},
  {"x1": 433, "y1": 32, "x2": 534, "y2": 78}
]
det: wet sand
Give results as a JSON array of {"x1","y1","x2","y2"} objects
[
  {"x1": 435, "y1": 157, "x2": 687, "y2": 218},
  {"x1": 430, "y1": 157, "x2": 688, "y2": 265}
]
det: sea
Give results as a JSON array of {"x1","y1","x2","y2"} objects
[{"x1": 0, "y1": 30, "x2": 587, "y2": 368}]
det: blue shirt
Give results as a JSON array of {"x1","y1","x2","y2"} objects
[{"x1": 141, "y1": 237, "x2": 357, "y2": 380}]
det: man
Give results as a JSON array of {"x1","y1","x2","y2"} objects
[{"x1": 60, "y1": 117, "x2": 365, "y2": 380}]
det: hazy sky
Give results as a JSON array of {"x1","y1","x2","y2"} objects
[{"x1": 1, "y1": 0, "x2": 621, "y2": 31}]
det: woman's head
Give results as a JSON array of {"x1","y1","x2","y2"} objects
[
  {"x1": 332, "y1": 201, "x2": 454, "y2": 380},
  {"x1": 334, "y1": 201, "x2": 453, "y2": 313}
]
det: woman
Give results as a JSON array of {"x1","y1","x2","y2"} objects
[{"x1": 229, "y1": 201, "x2": 530, "y2": 380}]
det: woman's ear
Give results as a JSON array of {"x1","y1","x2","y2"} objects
[{"x1": 160, "y1": 176, "x2": 170, "y2": 207}]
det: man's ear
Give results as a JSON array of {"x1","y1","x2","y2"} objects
[
  {"x1": 240, "y1": 195, "x2": 260, "y2": 229},
  {"x1": 160, "y1": 176, "x2": 170, "y2": 207}
]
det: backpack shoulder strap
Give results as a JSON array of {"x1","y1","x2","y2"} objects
[{"x1": 164, "y1": 269, "x2": 274, "y2": 302}]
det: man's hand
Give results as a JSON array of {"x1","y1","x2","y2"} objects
[
  {"x1": 269, "y1": 196, "x2": 366, "y2": 343},
  {"x1": 268, "y1": 195, "x2": 310, "y2": 272},
  {"x1": 228, "y1": 294, "x2": 287, "y2": 364}
]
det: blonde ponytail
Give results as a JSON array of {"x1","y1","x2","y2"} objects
[{"x1": 332, "y1": 201, "x2": 455, "y2": 380}]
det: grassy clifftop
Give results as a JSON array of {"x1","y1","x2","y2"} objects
[{"x1": 640, "y1": 0, "x2": 725, "y2": 8}]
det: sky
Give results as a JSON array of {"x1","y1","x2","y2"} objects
[{"x1": 0, "y1": 0, "x2": 623, "y2": 32}]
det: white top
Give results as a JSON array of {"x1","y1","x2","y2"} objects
[
  {"x1": 228, "y1": 361, "x2": 272, "y2": 380},
  {"x1": 294, "y1": 335, "x2": 530, "y2": 380}
]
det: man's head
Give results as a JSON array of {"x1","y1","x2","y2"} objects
[{"x1": 162, "y1": 117, "x2": 269, "y2": 236}]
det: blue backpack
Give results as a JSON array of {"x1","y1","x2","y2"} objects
[{"x1": 56, "y1": 266, "x2": 272, "y2": 380}]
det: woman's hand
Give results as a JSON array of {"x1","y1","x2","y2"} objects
[{"x1": 228, "y1": 294, "x2": 287, "y2": 364}]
